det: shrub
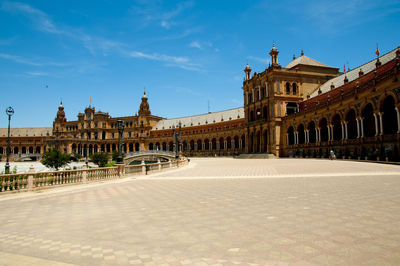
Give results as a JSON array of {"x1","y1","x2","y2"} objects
[
  {"x1": 90, "y1": 152, "x2": 109, "y2": 167},
  {"x1": 41, "y1": 148, "x2": 71, "y2": 171}
]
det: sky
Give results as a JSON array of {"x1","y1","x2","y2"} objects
[{"x1": 1, "y1": 0, "x2": 400, "y2": 128}]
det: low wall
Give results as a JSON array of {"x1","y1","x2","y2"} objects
[{"x1": 0, "y1": 158, "x2": 188, "y2": 193}]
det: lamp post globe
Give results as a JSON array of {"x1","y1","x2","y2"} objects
[{"x1": 5, "y1": 107, "x2": 14, "y2": 174}]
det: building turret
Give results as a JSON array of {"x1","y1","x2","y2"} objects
[
  {"x1": 269, "y1": 42, "x2": 281, "y2": 69},
  {"x1": 138, "y1": 91, "x2": 151, "y2": 116},
  {"x1": 55, "y1": 101, "x2": 67, "y2": 123},
  {"x1": 244, "y1": 62, "x2": 252, "y2": 81}
]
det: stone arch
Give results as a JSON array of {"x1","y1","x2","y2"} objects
[
  {"x1": 190, "y1": 140, "x2": 195, "y2": 151},
  {"x1": 197, "y1": 139, "x2": 202, "y2": 151},
  {"x1": 362, "y1": 103, "x2": 375, "y2": 137},
  {"x1": 14, "y1": 147, "x2": 19, "y2": 154},
  {"x1": 227, "y1": 136, "x2": 232, "y2": 149},
  {"x1": 28, "y1": 146, "x2": 34, "y2": 153},
  {"x1": 307, "y1": 121, "x2": 316, "y2": 143},
  {"x1": 155, "y1": 142, "x2": 160, "y2": 151},
  {"x1": 101, "y1": 144, "x2": 105, "y2": 153},
  {"x1": 212, "y1": 138, "x2": 217, "y2": 150},
  {"x1": 297, "y1": 124, "x2": 305, "y2": 144},
  {"x1": 249, "y1": 132, "x2": 254, "y2": 152},
  {"x1": 287, "y1": 126, "x2": 294, "y2": 145},
  {"x1": 331, "y1": 114, "x2": 342, "y2": 141},
  {"x1": 22, "y1": 147, "x2": 27, "y2": 154},
  {"x1": 168, "y1": 141, "x2": 174, "y2": 151},
  {"x1": 129, "y1": 143, "x2": 133, "y2": 152},
  {"x1": 319, "y1": 118, "x2": 329, "y2": 142},
  {"x1": 345, "y1": 109, "x2": 357, "y2": 139},
  {"x1": 149, "y1": 143, "x2": 154, "y2": 150},
  {"x1": 234, "y1": 135, "x2": 239, "y2": 149},
  {"x1": 162, "y1": 142, "x2": 167, "y2": 151},
  {"x1": 241, "y1": 135, "x2": 246, "y2": 149},
  {"x1": 263, "y1": 130, "x2": 268, "y2": 152},
  {"x1": 250, "y1": 110, "x2": 254, "y2": 122},
  {"x1": 135, "y1": 142, "x2": 140, "y2": 152},
  {"x1": 380, "y1": 95, "x2": 398, "y2": 134},
  {"x1": 219, "y1": 137, "x2": 224, "y2": 150},
  {"x1": 204, "y1": 139, "x2": 210, "y2": 150},
  {"x1": 36, "y1": 146, "x2": 41, "y2": 153}
]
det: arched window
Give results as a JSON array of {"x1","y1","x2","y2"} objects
[
  {"x1": 292, "y1": 83, "x2": 297, "y2": 95},
  {"x1": 332, "y1": 114, "x2": 342, "y2": 141},
  {"x1": 297, "y1": 124, "x2": 305, "y2": 144},
  {"x1": 319, "y1": 118, "x2": 329, "y2": 142},
  {"x1": 362, "y1": 103, "x2": 375, "y2": 137},
  {"x1": 308, "y1": 121, "x2": 316, "y2": 143},
  {"x1": 286, "y1": 82, "x2": 291, "y2": 94},
  {"x1": 346, "y1": 109, "x2": 357, "y2": 139}
]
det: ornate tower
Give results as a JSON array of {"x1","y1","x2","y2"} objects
[
  {"x1": 138, "y1": 91, "x2": 151, "y2": 116},
  {"x1": 55, "y1": 101, "x2": 67, "y2": 123},
  {"x1": 269, "y1": 42, "x2": 281, "y2": 69},
  {"x1": 244, "y1": 62, "x2": 252, "y2": 81}
]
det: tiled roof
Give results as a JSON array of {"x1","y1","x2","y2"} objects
[
  {"x1": 310, "y1": 47, "x2": 399, "y2": 98},
  {"x1": 285, "y1": 55, "x2": 330, "y2": 69},
  {"x1": 153, "y1": 107, "x2": 244, "y2": 130},
  {"x1": 0, "y1": 128, "x2": 52, "y2": 137}
]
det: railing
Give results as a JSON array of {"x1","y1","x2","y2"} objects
[
  {"x1": 125, "y1": 150, "x2": 176, "y2": 157},
  {"x1": 0, "y1": 158, "x2": 189, "y2": 193}
]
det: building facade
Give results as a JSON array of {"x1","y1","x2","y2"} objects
[{"x1": 1, "y1": 44, "x2": 399, "y2": 162}]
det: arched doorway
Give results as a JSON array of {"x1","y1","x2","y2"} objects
[
  {"x1": 319, "y1": 118, "x2": 328, "y2": 142},
  {"x1": 381, "y1": 96, "x2": 397, "y2": 134},
  {"x1": 362, "y1": 103, "x2": 375, "y2": 137},
  {"x1": 332, "y1": 114, "x2": 342, "y2": 141},
  {"x1": 308, "y1": 121, "x2": 316, "y2": 143},
  {"x1": 346, "y1": 109, "x2": 357, "y2": 139}
]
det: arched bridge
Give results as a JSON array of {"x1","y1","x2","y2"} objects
[
  {"x1": 124, "y1": 151, "x2": 176, "y2": 165},
  {"x1": 14, "y1": 153, "x2": 42, "y2": 162}
]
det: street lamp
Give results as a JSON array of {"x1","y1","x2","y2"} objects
[
  {"x1": 116, "y1": 120, "x2": 125, "y2": 164},
  {"x1": 5, "y1": 107, "x2": 14, "y2": 174},
  {"x1": 172, "y1": 121, "x2": 182, "y2": 159},
  {"x1": 85, "y1": 124, "x2": 90, "y2": 166}
]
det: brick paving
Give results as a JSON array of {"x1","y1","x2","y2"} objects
[{"x1": 0, "y1": 158, "x2": 400, "y2": 265}]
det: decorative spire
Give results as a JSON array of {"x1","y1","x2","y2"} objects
[
  {"x1": 301, "y1": 50, "x2": 304, "y2": 56},
  {"x1": 244, "y1": 60, "x2": 252, "y2": 81}
]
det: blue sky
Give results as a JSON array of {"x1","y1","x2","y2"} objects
[{"x1": 1, "y1": 0, "x2": 400, "y2": 127}]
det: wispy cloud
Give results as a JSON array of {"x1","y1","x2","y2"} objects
[
  {"x1": 1, "y1": 1, "x2": 201, "y2": 72},
  {"x1": 0, "y1": 53, "x2": 67, "y2": 67},
  {"x1": 189, "y1": 40, "x2": 213, "y2": 50},
  {"x1": 0, "y1": 37, "x2": 17, "y2": 46},
  {"x1": 133, "y1": 0, "x2": 195, "y2": 29},
  {"x1": 127, "y1": 50, "x2": 202, "y2": 71},
  {"x1": 25, "y1": 71, "x2": 48, "y2": 76},
  {"x1": 248, "y1": 55, "x2": 267, "y2": 64}
]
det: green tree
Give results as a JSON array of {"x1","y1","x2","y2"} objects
[
  {"x1": 41, "y1": 149, "x2": 70, "y2": 171},
  {"x1": 112, "y1": 151, "x2": 124, "y2": 162},
  {"x1": 90, "y1": 152, "x2": 109, "y2": 167}
]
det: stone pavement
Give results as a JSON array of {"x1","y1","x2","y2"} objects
[{"x1": 0, "y1": 158, "x2": 400, "y2": 265}]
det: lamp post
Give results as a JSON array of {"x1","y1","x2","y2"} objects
[
  {"x1": 85, "y1": 124, "x2": 90, "y2": 166},
  {"x1": 116, "y1": 120, "x2": 125, "y2": 164},
  {"x1": 5, "y1": 107, "x2": 14, "y2": 174},
  {"x1": 172, "y1": 122, "x2": 182, "y2": 159}
]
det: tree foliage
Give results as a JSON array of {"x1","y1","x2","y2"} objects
[
  {"x1": 41, "y1": 149, "x2": 70, "y2": 171},
  {"x1": 112, "y1": 151, "x2": 124, "y2": 162},
  {"x1": 90, "y1": 152, "x2": 109, "y2": 167}
]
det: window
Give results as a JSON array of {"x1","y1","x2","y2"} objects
[
  {"x1": 276, "y1": 81, "x2": 280, "y2": 93},
  {"x1": 286, "y1": 82, "x2": 291, "y2": 94},
  {"x1": 292, "y1": 83, "x2": 297, "y2": 95},
  {"x1": 265, "y1": 82, "x2": 269, "y2": 97}
]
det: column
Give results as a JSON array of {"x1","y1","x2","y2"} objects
[
  {"x1": 252, "y1": 89, "x2": 255, "y2": 102},
  {"x1": 327, "y1": 125, "x2": 331, "y2": 141},
  {"x1": 224, "y1": 141, "x2": 227, "y2": 149},
  {"x1": 344, "y1": 122, "x2": 348, "y2": 140},
  {"x1": 374, "y1": 113, "x2": 378, "y2": 136},
  {"x1": 378, "y1": 112, "x2": 383, "y2": 136},
  {"x1": 194, "y1": 143, "x2": 198, "y2": 151},
  {"x1": 239, "y1": 139, "x2": 242, "y2": 149},
  {"x1": 356, "y1": 118, "x2": 360, "y2": 138},
  {"x1": 245, "y1": 92, "x2": 248, "y2": 105},
  {"x1": 286, "y1": 133, "x2": 289, "y2": 145},
  {"x1": 360, "y1": 118, "x2": 364, "y2": 138},
  {"x1": 396, "y1": 107, "x2": 400, "y2": 133},
  {"x1": 341, "y1": 122, "x2": 344, "y2": 140},
  {"x1": 202, "y1": 142, "x2": 205, "y2": 151},
  {"x1": 330, "y1": 125, "x2": 334, "y2": 141},
  {"x1": 217, "y1": 141, "x2": 220, "y2": 150}
]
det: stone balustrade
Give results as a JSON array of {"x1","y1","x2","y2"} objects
[{"x1": 0, "y1": 158, "x2": 188, "y2": 193}]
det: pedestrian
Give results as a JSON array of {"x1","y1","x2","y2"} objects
[{"x1": 329, "y1": 150, "x2": 336, "y2": 160}]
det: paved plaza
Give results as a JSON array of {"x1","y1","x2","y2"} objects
[{"x1": 1, "y1": 158, "x2": 400, "y2": 265}]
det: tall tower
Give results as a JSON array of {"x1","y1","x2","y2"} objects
[
  {"x1": 55, "y1": 101, "x2": 67, "y2": 123},
  {"x1": 244, "y1": 62, "x2": 252, "y2": 81},
  {"x1": 269, "y1": 42, "x2": 281, "y2": 69},
  {"x1": 138, "y1": 91, "x2": 151, "y2": 116}
]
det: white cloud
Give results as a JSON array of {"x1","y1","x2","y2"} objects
[
  {"x1": 189, "y1": 41, "x2": 201, "y2": 49},
  {"x1": 25, "y1": 71, "x2": 48, "y2": 76},
  {"x1": 0, "y1": 53, "x2": 67, "y2": 67}
]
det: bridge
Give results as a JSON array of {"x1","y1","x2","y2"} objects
[
  {"x1": 124, "y1": 150, "x2": 176, "y2": 165},
  {"x1": 13, "y1": 153, "x2": 42, "y2": 162}
]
